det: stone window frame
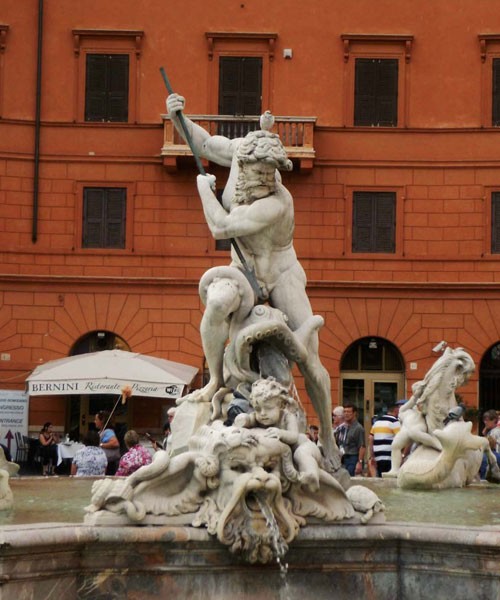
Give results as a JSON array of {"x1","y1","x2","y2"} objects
[
  {"x1": 344, "y1": 186, "x2": 404, "y2": 258},
  {"x1": 340, "y1": 34, "x2": 413, "y2": 128},
  {"x1": 485, "y1": 188, "x2": 500, "y2": 256},
  {"x1": 205, "y1": 32, "x2": 277, "y2": 116},
  {"x1": 72, "y1": 29, "x2": 143, "y2": 124}
]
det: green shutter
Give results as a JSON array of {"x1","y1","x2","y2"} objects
[
  {"x1": 107, "y1": 55, "x2": 129, "y2": 122},
  {"x1": 492, "y1": 192, "x2": 500, "y2": 253},
  {"x1": 354, "y1": 59, "x2": 378, "y2": 126},
  {"x1": 83, "y1": 188, "x2": 126, "y2": 248},
  {"x1": 83, "y1": 188, "x2": 105, "y2": 247},
  {"x1": 354, "y1": 58, "x2": 398, "y2": 126},
  {"x1": 85, "y1": 55, "x2": 108, "y2": 121},
  {"x1": 219, "y1": 57, "x2": 262, "y2": 116},
  {"x1": 105, "y1": 189, "x2": 127, "y2": 248},
  {"x1": 85, "y1": 54, "x2": 129, "y2": 122},
  {"x1": 376, "y1": 60, "x2": 398, "y2": 126},
  {"x1": 353, "y1": 192, "x2": 374, "y2": 252},
  {"x1": 374, "y1": 192, "x2": 396, "y2": 252},
  {"x1": 353, "y1": 191, "x2": 396, "y2": 253},
  {"x1": 493, "y1": 59, "x2": 500, "y2": 126}
]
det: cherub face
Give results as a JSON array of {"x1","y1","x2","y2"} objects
[{"x1": 253, "y1": 396, "x2": 282, "y2": 427}]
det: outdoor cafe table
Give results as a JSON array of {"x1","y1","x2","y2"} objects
[{"x1": 57, "y1": 442, "x2": 85, "y2": 466}]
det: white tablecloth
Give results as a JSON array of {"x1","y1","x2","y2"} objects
[{"x1": 57, "y1": 443, "x2": 85, "y2": 465}]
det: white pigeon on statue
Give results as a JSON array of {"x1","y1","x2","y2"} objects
[{"x1": 260, "y1": 110, "x2": 275, "y2": 131}]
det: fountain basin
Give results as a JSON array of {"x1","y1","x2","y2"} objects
[{"x1": 0, "y1": 477, "x2": 499, "y2": 599}]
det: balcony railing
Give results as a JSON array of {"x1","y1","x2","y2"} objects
[{"x1": 161, "y1": 114, "x2": 316, "y2": 171}]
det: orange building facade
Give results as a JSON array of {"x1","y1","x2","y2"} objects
[{"x1": 1, "y1": 0, "x2": 500, "y2": 440}]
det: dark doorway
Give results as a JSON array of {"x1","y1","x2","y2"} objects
[
  {"x1": 480, "y1": 342, "x2": 500, "y2": 413},
  {"x1": 68, "y1": 331, "x2": 130, "y2": 441}
]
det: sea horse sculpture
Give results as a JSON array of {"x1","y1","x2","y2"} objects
[
  {"x1": 385, "y1": 347, "x2": 500, "y2": 489},
  {"x1": 397, "y1": 420, "x2": 496, "y2": 490}
]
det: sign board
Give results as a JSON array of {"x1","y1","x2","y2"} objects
[
  {"x1": 0, "y1": 390, "x2": 29, "y2": 461},
  {"x1": 27, "y1": 380, "x2": 184, "y2": 399}
]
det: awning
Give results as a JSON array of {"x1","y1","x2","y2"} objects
[{"x1": 26, "y1": 350, "x2": 198, "y2": 399}]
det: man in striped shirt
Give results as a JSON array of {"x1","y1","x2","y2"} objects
[{"x1": 369, "y1": 401, "x2": 404, "y2": 477}]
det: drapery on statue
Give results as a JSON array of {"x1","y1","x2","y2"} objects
[
  {"x1": 166, "y1": 93, "x2": 343, "y2": 476},
  {"x1": 384, "y1": 346, "x2": 500, "y2": 489}
]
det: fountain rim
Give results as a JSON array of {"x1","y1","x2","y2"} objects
[{"x1": 1, "y1": 520, "x2": 499, "y2": 551}]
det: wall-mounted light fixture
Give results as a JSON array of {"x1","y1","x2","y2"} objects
[
  {"x1": 283, "y1": 48, "x2": 293, "y2": 59},
  {"x1": 432, "y1": 340, "x2": 447, "y2": 353}
]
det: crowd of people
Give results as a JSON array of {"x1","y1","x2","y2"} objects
[
  {"x1": 317, "y1": 402, "x2": 500, "y2": 479},
  {"x1": 9, "y1": 399, "x2": 500, "y2": 480},
  {"x1": 11, "y1": 409, "x2": 177, "y2": 478}
]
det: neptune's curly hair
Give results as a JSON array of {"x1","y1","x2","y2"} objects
[{"x1": 236, "y1": 130, "x2": 293, "y2": 172}]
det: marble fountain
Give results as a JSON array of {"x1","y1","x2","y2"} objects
[
  {"x1": 1, "y1": 109, "x2": 499, "y2": 599},
  {"x1": 0, "y1": 476, "x2": 499, "y2": 599}
]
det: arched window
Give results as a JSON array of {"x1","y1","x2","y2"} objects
[{"x1": 340, "y1": 337, "x2": 405, "y2": 441}]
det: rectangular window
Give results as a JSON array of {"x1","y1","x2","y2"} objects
[
  {"x1": 352, "y1": 191, "x2": 396, "y2": 253},
  {"x1": 217, "y1": 56, "x2": 262, "y2": 138},
  {"x1": 85, "y1": 54, "x2": 129, "y2": 122},
  {"x1": 219, "y1": 57, "x2": 262, "y2": 116},
  {"x1": 83, "y1": 187, "x2": 126, "y2": 248},
  {"x1": 493, "y1": 59, "x2": 500, "y2": 126},
  {"x1": 354, "y1": 58, "x2": 398, "y2": 126},
  {"x1": 492, "y1": 192, "x2": 500, "y2": 253}
]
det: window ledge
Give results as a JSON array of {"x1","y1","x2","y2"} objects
[
  {"x1": 72, "y1": 29, "x2": 144, "y2": 56},
  {"x1": 341, "y1": 33, "x2": 414, "y2": 63},
  {"x1": 205, "y1": 32, "x2": 277, "y2": 60}
]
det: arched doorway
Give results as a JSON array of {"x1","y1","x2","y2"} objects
[
  {"x1": 340, "y1": 337, "x2": 405, "y2": 442},
  {"x1": 67, "y1": 331, "x2": 130, "y2": 441},
  {"x1": 479, "y1": 342, "x2": 500, "y2": 415}
]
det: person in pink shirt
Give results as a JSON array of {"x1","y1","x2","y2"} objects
[{"x1": 116, "y1": 430, "x2": 152, "y2": 477}]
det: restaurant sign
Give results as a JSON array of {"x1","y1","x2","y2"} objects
[{"x1": 27, "y1": 379, "x2": 183, "y2": 399}]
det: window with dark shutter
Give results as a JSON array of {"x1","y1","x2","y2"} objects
[
  {"x1": 218, "y1": 57, "x2": 262, "y2": 138},
  {"x1": 85, "y1": 54, "x2": 129, "y2": 122},
  {"x1": 493, "y1": 59, "x2": 500, "y2": 126},
  {"x1": 83, "y1": 187, "x2": 126, "y2": 248},
  {"x1": 354, "y1": 58, "x2": 398, "y2": 126},
  {"x1": 492, "y1": 192, "x2": 500, "y2": 253},
  {"x1": 219, "y1": 57, "x2": 262, "y2": 115},
  {"x1": 352, "y1": 191, "x2": 396, "y2": 253}
]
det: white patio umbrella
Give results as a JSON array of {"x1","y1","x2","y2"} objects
[{"x1": 26, "y1": 349, "x2": 198, "y2": 399}]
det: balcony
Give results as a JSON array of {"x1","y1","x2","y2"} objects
[{"x1": 161, "y1": 114, "x2": 317, "y2": 172}]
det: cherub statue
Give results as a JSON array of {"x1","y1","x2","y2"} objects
[
  {"x1": 235, "y1": 377, "x2": 321, "y2": 491},
  {"x1": 384, "y1": 347, "x2": 500, "y2": 488}
]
